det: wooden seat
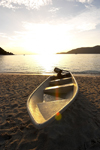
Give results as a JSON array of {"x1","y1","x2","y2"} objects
[
  {"x1": 44, "y1": 83, "x2": 74, "y2": 94},
  {"x1": 50, "y1": 77, "x2": 72, "y2": 86}
]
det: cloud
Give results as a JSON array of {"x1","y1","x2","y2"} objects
[
  {"x1": 0, "y1": 0, "x2": 52, "y2": 9},
  {"x1": 67, "y1": 7, "x2": 100, "y2": 32},
  {"x1": 77, "y1": 0, "x2": 93, "y2": 3},
  {"x1": 67, "y1": 0, "x2": 93, "y2": 3},
  {"x1": 45, "y1": 6, "x2": 100, "y2": 32},
  {"x1": 49, "y1": 7, "x2": 60, "y2": 12},
  {"x1": 0, "y1": 0, "x2": 94, "y2": 10},
  {"x1": 0, "y1": 33, "x2": 5, "y2": 37},
  {"x1": 0, "y1": 32, "x2": 11, "y2": 40}
]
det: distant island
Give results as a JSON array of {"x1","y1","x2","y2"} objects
[
  {"x1": 0, "y1": 47, "x2": 14, "y2": 55},
  {"x1": 57, "y1": 45, "x2": 100, "y2": 54}
]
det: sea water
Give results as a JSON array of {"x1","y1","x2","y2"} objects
[{"x1": 0, "y1": 54, "x2": 100, "y2": 75}]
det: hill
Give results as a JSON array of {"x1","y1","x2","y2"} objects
[
  {"x1": 0, "y1": 47, "x2": 14, "y2": 55},
  {"x1": 57, "y1": 45, "x2": 100, "y2": 54}
]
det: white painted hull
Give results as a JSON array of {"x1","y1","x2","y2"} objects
[{"x1": 27, "y1": 72, "x2": 79, "y2": 129}]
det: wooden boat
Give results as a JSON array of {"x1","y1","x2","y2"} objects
[{"x1": 27, "y1": 68, "x2": 79, "y2": 129}]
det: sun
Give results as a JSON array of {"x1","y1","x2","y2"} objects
[{"x1": 21, "y1": 23, "x2": 72, "y2": 54}]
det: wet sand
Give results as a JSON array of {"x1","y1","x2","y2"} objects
[{"x1": 0, "y1": 74, "x2": 100, "y2": 150}]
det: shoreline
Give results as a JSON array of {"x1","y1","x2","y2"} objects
[
  {"x1": 0, "y1": 72, "x2": 100, "y2": 77},
  {"x1": 0, "y1": 74, "x2": 100, "y2": 149}
]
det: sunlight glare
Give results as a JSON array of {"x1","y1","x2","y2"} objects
[
  {"x1": 22, "y1": 23, "x2": 72, "y2": 54},
  {"x1": 34, "y1": 54, "x2": 60, "y2": 74},
  {"x1": 55, "y1": 112, "x2": 62, "y2": 121}
]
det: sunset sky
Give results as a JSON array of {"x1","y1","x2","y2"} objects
[{"x1": 0, "y1": 0, "x2": 100, "y2": 54}]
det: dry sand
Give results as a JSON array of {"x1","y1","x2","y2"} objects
[{"x1": 0, "y1": 74, "x2": 100, "y2": 150}]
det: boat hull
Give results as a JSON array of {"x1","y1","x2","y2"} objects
[{"x1": 27, "y1": 72, "x2": 79, "y2": 129}]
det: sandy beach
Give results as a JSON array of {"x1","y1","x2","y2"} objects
[{"x1": 0, "y1": 74, "x2": 100, "y2": 150}]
